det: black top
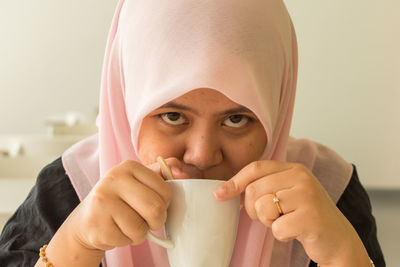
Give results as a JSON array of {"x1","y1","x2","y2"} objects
[{"x1": 0, "y1": 158, "x2": 385, "y2": 267}]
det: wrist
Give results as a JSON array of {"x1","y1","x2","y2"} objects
[
  {"x1": 38, "y1": 220, "x2": 105, "y2": 267},
  {"x1": 318, "y1": 233, "x2": 371, "y2": 267}
]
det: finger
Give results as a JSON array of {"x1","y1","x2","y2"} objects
[
  {"x1": 115, "y1": 160, "x2": 171, "y2": 205},
  {"x1": 214, "y1": 160, "x2": 295, "y2": 200},
  {"x1": 146, "y1": 157, "x2": 189, "y2": 180},
  {"x1": 271, "y1": 210, "x2": 302, "y2": 242},
  {"x1": 242, "y1": 173, "x2": 295, "y2": 218},
  {"x1": 170, "y1": 165, "x2": 190, "y2": 179},
  {"x1": 77, "y1": 199, "x2": 131, "y2": 251},
  {"x1": 249, "y1": 194, "x2": 280, "y2": 226},
  {"x1": 251, "y1": 188, "x2": 295, "y2": 226},
  {"x1": 146, "y1": 157, "x2": 183, "y2": 176},
  {"x1": 158, "y1": 157, "x2": 190, "y2": 179},
  {"x1": 111, "y1": 200, "x2": 150, "y2": 246},
  {"x1": 92, "y1": 218, "x2": 133, "y2": 250},
  {"x1": 112, "y1": 176, "x2": 168, "y2": 230},
  {"x1": 82, "y1": 195, "x2": 134, "y2": 250}
]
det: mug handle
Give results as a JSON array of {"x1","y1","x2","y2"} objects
[{"x1": 146, "y1": 231, "x2": 174, "y2": 249}]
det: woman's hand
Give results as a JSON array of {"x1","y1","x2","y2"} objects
[
  {"x1": 54, "y1": 158, "x2": 184, "y2": 253},
  {"x1": 36, "y1": 157, "x2": 189, "y2": 267},
  {"x1": 214, "y1": 160, "x2": 371, "y2": 267},
  {"x1": 67, "y1": 157, "x2": 191, "y2": 252},
  {"x1": 67, "y1": 160, "x2": 170, "y2": 252}
]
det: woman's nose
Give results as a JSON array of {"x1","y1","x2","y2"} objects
[{"x1": 182, "y1": 128, "x2": 223, "y2": 171}]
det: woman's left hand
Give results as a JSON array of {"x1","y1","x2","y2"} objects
[{"x1": 214, "y1": 160, "x2": 370, "y2": 266}]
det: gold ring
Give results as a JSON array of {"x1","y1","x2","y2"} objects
[{"x1": 273, "y1": 194, "x2": 283, "y2": 216}]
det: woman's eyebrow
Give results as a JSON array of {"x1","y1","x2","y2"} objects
[
  {"x1": 158, "y1": 102, "x2": 197, "y2": 114},
  {"x1": 158, "y1": 102, "x2": 254, "y2": 116},
  {"x1": 217, "y1": 107, "x2": 253, "y2": 116}
]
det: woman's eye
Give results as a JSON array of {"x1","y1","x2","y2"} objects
[
  {"x1": 223, "y1": 115, "x2": 250, "y2": 128},
  {"x1": 160, "y1": 112, "x2": 187, "y2": 125}
]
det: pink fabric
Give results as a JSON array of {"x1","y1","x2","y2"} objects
[{"x1": 62, "y1": 0, "x2": 353, "y2": 266}]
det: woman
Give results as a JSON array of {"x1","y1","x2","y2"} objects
[{"x1": 0, "y1": 0, "x2": 384, "y2": 266}]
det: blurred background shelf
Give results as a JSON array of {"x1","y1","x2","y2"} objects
[
  {"x1": 0, "y1": 132, "x2": 92, "y2": 233},
  {"x1": 0, "y1": 156, "x2": 50, "y2": 232}
]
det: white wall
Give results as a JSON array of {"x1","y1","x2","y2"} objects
[
  {"x1": 285, "y1": 0, "x2": 400, "y2": 189},
  {"x1": 0, "y1": 0, "x2": 118, "y2": 134},
  {"x1": 1, "y1": 0, "x2": 398, "y2": 188}
]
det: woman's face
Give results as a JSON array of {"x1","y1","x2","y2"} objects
[{"x1": 137, "y1": 88, "x2": 267, "y2": 180}]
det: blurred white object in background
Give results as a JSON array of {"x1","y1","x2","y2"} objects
[
  {"x1": 0, "y1": 133, "x2": 89, "y2": 230},
  {"x1": 0, "y1": 134, "x2": 89, "y2": 158},
  {"x1": 44, "y1": 110, "x2": 98, "y2": 137},
  {"x1": 0, "y1": 110, "x2": 98, "y2": 231},
  {"x1": 0, "y1": 139, "x2": 23, "y2": 158}
]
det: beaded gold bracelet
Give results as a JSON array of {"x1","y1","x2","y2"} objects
[{"x1": 39, "y1": 244, "x2": 54, "y2": 267}]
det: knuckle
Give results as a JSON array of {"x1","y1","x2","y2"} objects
[
  {"x1": 89, "y1": 237, "x2": 102, "y2": 248},
  {"x1": 271, "y1": 221, "x2": 286, "y2": 241},
  {"x1": 293, "y1": 163, "x2": 310, "y2": 179},
  {"x1": 291, "y1": 163, "x2": 304, "y2": 173},
  {"x1": 254, "y1": 199, "x2": 273, "y2": 227},
  {"x1": 90, "y1": 188, "x2": 108, "y2": 207},
  {"x1": 121, "y1": 159, "x2": 136, "y2": 166},
  {"x1": 248, "y1": 160, "x2": 263, "y2": 175},
  {"x1": 292, "y1": 162, "x2": 305, "y2": 170},
  {"x1": 103, "y1": 166, "x2": 125, "y2": 183},
  {"x1": 297, "y1": 182, "x2": 319, "y2": 202},
  {"x1": 87, "y1": 230, "x2": 107, "y2": 249},
  {"x1": 147, "y1": 201, "x2": 167, "y2": 222},
  {"x1": 245, "y1": 184, "x2": 257, "y2": 201},
  {"x1": 120, "y1": 159, "x2": 141, "y2": 174},
  {"x1": 254, "y1": 198, "x2": 263, "y2": 213},
  {"x1": 102, "y1": 173, "x2": 118, "y2": 185}
]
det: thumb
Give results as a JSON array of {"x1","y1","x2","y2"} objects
[{"x1": 171, "y1": 166, "x2": 190, "y2": 179}]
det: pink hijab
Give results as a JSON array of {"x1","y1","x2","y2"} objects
[{"x1": 62, "y1": 0, "x2": 353, "y2": 266}]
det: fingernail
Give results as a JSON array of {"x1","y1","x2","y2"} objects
[
  {"x1": 214, "y1": 184, "x2": 227, "y2": 199},
  {"x1": 171, "y1": 166, "x2": 189, "y2": 179}
]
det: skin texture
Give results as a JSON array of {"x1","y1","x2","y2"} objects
[
  {"x1": 35, "y1": 88, "x2": 370, "y2": 267},
  {"x1": 137, "y1": 88, "x2": 268, "y2": 180}
]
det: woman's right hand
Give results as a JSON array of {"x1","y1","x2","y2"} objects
[
  {"x1": 64, "y1": 158, "x2": 185, "y2": 252},
  {"x1": 34, "y1": 157, "x2": 189, "y2": 267}
]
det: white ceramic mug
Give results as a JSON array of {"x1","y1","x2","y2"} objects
[{"x1": 147, "y1": 179, "x2": 240, "y2": 267}]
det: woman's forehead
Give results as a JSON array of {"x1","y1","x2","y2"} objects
[{"x1": 154, "y1": 88, "x2": 256, "y2": 116}]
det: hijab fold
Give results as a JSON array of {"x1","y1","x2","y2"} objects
[{"x1": 62, "y1": 0, "x2": 352, "y2": 266}]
